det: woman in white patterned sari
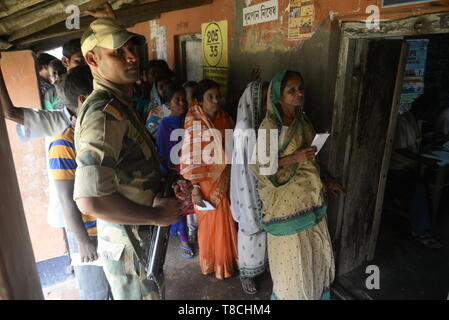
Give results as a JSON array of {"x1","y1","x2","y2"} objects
[{"x1": 231, "y1": 80, "x2": 269, "y2": 294}]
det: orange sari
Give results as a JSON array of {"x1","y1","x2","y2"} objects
[{"x1": 181, "y1": 105, "x2": 239, "y2": 279}]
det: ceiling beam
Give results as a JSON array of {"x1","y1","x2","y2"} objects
[
  {"x1": 0, "y1": 0, "x2": 47, "y2": 19},
  {"x1": 14, "y1": 0, "x2": 213, "y2": 49},
  {"x1": 16, "y1": 12, "x2": 161, "y2": 48},
  {"x1": 114, "y1": 0, "x2": 213, "y2": 22},
  {"x1": 6, "y1": 0, "x2": 107, "y2": 41}
]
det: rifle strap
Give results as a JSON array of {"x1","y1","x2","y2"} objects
[{"x1": 123, "y1": 225, "x2": 148, "y2": 271}]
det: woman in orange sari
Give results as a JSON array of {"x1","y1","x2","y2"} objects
[{"x1": 180, "y1": 79, "x2": 239, "y2": 280}]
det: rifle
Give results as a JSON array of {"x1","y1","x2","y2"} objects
[
  {"x1": 144, "y1": 167, "x2": 178, "y2": 299},
  {"x1": 115, "y1": 94, "x2": 180, "y2": 299}
]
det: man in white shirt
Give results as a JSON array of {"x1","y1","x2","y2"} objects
[
  {"x1": 389, "y1": 94, "x2": 442, "y2": 249},
  {"x1": 1, "y1": 37, "x2": 87, "y2": 226},
  {"x1": 0, "y1": 60, "x2": 73, "y2": 230}
]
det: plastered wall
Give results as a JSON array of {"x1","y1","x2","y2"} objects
[{"x1": 1, "y1": 51, "x2": 66, "y2": 262}]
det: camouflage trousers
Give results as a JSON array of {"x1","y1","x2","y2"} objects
[{"x1": 97, "y1": 219, "x2": 164, "y2": 300}]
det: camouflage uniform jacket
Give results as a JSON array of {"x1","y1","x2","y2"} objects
[
  {"x1": 73, "y1": 79, "x2": 163, "y2": 299},
  {"x1": 74, "y1": 79, "x2": 161, "y2": 206}
]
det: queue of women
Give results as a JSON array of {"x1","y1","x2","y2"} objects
[{"x1": 149, "y1": 64, "x2": 346, "y2": 300}]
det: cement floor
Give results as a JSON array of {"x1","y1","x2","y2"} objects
[
  {"x1": 43, "y1": 275, "x2": 79, "y2": 300},
  {"x1": 164, "y1": 236, "x2": 272, "y2": 300},
  {"x1": 338, "y1": 199, "x2": 449, "y2": 300},
  {"x1": 43, "y1": 235, "x2": 273, "y2": 300}
]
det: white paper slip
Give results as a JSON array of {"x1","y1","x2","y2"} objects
[
  {"x1": 195, "y1": 200, "x2": 215, "y2": 211},
  {"x1": 311, "y1": 133, "x2": 330, "y2": 155},
  {"x1": 70, "y1": 253, "x2": 103, "y2": 267}
]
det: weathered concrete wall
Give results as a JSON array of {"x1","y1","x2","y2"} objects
[
  {"x1": 232, "y1": 0, "x2": 449, "y2": 129},
  {"x1": 230, "y1": 4, "x2": 339, "y2": 132},
  {"x1": 1, "y1": 51, "x2": 66, "y2": 262}
]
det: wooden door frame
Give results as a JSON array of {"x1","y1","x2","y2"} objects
[
  {"x1": 329, "y1": 11, "x2": 449, "y2": 276},
  {"x1": 0, "y1": 115, "x2": 43, "y2": 300}
]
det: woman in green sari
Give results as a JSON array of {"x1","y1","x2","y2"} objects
[{"x1": 252, "y1": 70, "x2": 345, "y2": 300}]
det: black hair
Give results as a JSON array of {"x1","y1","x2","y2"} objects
[
  {"x1": 143, "y1": 60, "x2": 160, "y2": 71},
  {"x1": 155, "y1": 76, "x2": 172, "y2": 89},
  {"x1": 183, "y1": 81, "x2": 198, "y2": 89},
  {"x1": 49, "y1": 59, "x2": 67, "y2": 76},
  {"x1": 62, "y1": 38, "x2": 82, "y2": 59},
  {"x1": 156, "y1": 59, "x2": 170, "y2": 72},
  {"x1": 167, "y1": 69, "x2": 176, "y2": 81},
  {"x1": 281, "y1": 70, "x2": 304, "y2": 93},
  {"x1": 36, "y1": 53, "x2": 57, "y2": 71},
  {"x1": 162, "y1": 83, "x2": 185, "y2": 104},
  {"x1": 195, "y1": 79, "x2": 220, "y2": 102},
  {"x1": 62, "y1": 65, "x2": 93, "y2": 108},
  {"x1": 155, "y1": 77, "x2": 172, "y2": 103},
  {"x1": 143, "y1": 59, "x2": 170, "y2": 72}
]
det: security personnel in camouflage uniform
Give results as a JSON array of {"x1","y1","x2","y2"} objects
[{"x1": 73, "y1": 18, "x2": 182, "y2": 300}]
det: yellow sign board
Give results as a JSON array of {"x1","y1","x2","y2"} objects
[{"x1": 202, "y1": 20, "x2": 228, "y2": 94}]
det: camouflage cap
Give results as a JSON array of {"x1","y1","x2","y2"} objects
[{"x1": 81, "y1": 18, "x2": 146, "y2": 55}]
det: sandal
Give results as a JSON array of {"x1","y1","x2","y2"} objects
[
  {"x1": 179, "y1": 245, "x2": 194, "y2": 259},
  {"x1": 241, "y1": 278, "x2": 258, "y2": 295}
]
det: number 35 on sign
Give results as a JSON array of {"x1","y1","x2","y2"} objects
[{"x1": 202, "y1": 20, "x2": 228, "y2": 68}]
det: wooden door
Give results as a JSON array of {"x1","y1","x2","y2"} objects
[
  {"x1": 176, "y1": 33, "x2": 202, "y2": 84},
  {"x1": 185, "y1": 39, "x2": 203, "y2": 82},
  {"x1": 329, "y1": 39, "x2": 408, "y2": 276}
]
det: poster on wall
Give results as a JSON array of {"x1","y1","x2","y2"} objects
[
  {"x1": 399, "y1": 39, "x2": 429, "y2": 114},
  {"x1": 243, "y1": 0, "x2": 278, "y2": 27},
  {"x1": 288, "y1": 0, "x2": 315, "y2": 40},
  {"x1": 202, "y1": 20, "x2": 228, "y2": 95},
  {"x1": 150, "y1": 21, "x2": 167, "y2": 61},
  {"x1": 382, "y1": 0, "x2": 438, "y2": 8}
]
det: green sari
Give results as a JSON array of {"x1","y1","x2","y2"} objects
[{"x1": 252, "y1": 70, "x2": 327, "y2": 236}]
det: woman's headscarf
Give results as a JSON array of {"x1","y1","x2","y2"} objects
[
  {"x1": 251, "y1": 70, "x2": 326, "y2": 236},
  {"x1": 255, "y1": 70, "x2": 311, "y2": 186},
  {"x1": 180, "y1": 103, "x2": 233, "y2": 184},
  {"x1": 230, "y1": 80, "x2": 266, "y2": 235}
]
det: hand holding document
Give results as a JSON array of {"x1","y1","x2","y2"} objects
[
  {"x1": 195, "y1": 200, "x2": 215, "y2": 211},
  {"x1": 70, "y1": 253, "x2": 102, "y2": 267},
  {"x1": 311, "y1": 133, "x2": 330, "y2": 155}
]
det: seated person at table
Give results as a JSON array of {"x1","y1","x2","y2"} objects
[{"x1": 388, "y1": 94, "x2": 442, "y2": 249}]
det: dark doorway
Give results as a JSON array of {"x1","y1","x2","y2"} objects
[{"x1": 335, "y1": 33, "x2": 449, "y2": 300}]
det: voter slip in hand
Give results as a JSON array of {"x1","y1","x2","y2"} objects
[
  {"x1": 70, "y1": 253, "x2": 102, "y2": 267},
  {"x1": 195, "y1": 200, "x2": 215, "y2": 211},
  {"x1": 311, "y1": 133, "x2": 330, "y2": 155}
]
